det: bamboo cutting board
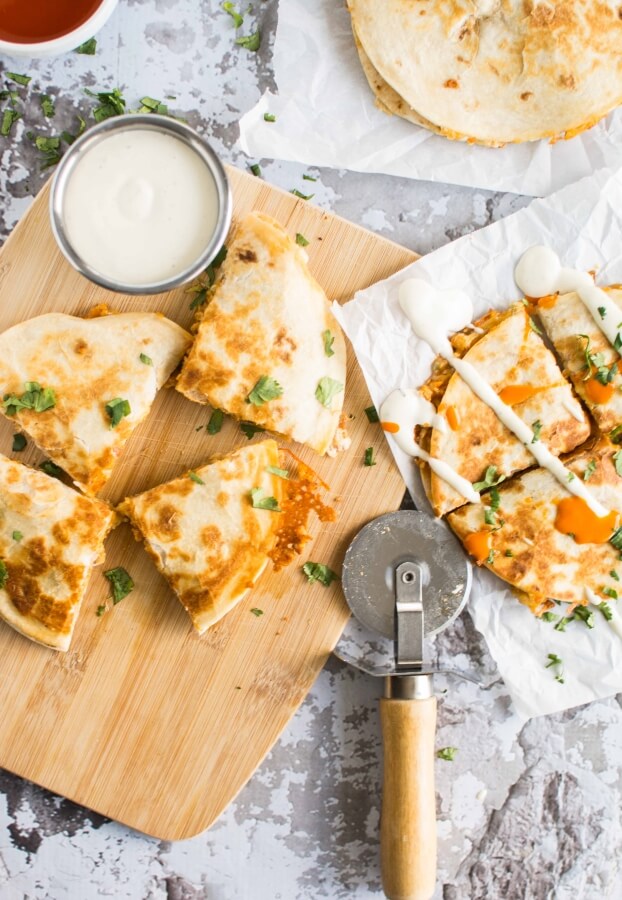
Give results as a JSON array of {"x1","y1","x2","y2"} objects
[{"x1": 0, "y1": 167, "x2": 416, "y2": 840}]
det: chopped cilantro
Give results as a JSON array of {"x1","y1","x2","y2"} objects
[
  {"x1": 188, "y1": 246, "x2": 227, "y2": 309},
  {"x1": 541, "y1": 611, "x2": 557, "y2": 623},
  {"x1": 40, "y1": 460, "x2": 63, "y2": 479},
  {"x1": 364, "y1": 447, "x2": 376, "y2": 467},
  {"x1": 137, "y1": 96, "x2": 169, "y2": 115},
  {"x1": 35, "y1": 135, "x2": 62, "y2": 168},
  {"x1": 584, "y1": 459, "x2": 597, "y2": 481},
  {"x1": 291, "y1": 189, "x2": 314, "y2": 201},
  {"x1": 322, "y1": 329, "x2": 335, "y2": 357},
  {"x1": 365, "y1": 405, "x2": 379, "y2": 423},
  {"x1": 249, "y1": 163, "x2": 262, "y2": 178},
  {"x1": 263, "y1": 112, "x2": 276, "y2": 123},
  {"x1": 315, "y1": 376, "x2": 344, "y2": 409},
  {"x1": 545, "y1": 652, "x2": 565, "y2": 684},
  {"x1": 610, "y1": 527, "x2": 622, "y2": 551},
  {"x1": 236, "y1": 30, "x2": 261, "y2": 51},
  {"x1": 222, "y1": 1, "x2": 244, "y2": 27},
  {"x1": 436, "y1": 747, "x2": 458, "y2": 761},
  {"x1": 96, "y1": 604, "x2": 107, "y2": 617},
  {"x1": 40, "y1": 95, "x2": 55, "y2": 117},
  {"x1": 484, "y1": 488, "x2": 501, "y2": 526},
  {"x1": 75, "y1": 37, "x2": 97, "y2": 54},
  {"x1": 302, "y1": 561, "x2": 337, "y2": 586},
  {"x1": 3, "y1": 382, "x2": 56, "y2": 415},
  {"x1": 531, "y1": 420, "x2": 542, "y2": 443},
  {"x1": 240, "y1": 421, "x2": 264, "y2": 439},
  {"x1": 11, "y1": 433, "x2": 26, "y2": 452},
  {"x1": 504, "y1": 549, "x2": 513, "y2": 557},
  {"x1": 103, "y1": 567, "x2": 134, "y2": 604},
  {"x1": 266, "y1": 465, "x2": 289, "y2": 479},
  {"x1": 248, "y1": 375, "x2": 283, "y2": 406},
  {"x1": 250, "y1": 487, "x2": 281, "y2": 511},
  {"x1": 567, "y1": 472, "x2": 575, "y2": 482},
  {"x1": 573, "y1": 605, "x2": 595, "y2": 628},
  {"x1": 554, "y1": 616, "x2": 573, "y2": 632},
  {"x1": 472, "y1": 465, "x2": 505, "y2": 492},
  {"x1": 189, "y1": 471, "x2": 205, "y2": 485},
  {"x1": 528, "y1": 317, "x2": 542, "y2": 335},
  {"x1": 250, "y1": 607, "x2": 264, "y2": 617},
  {"x1": 295, "y1": 233, "x2": 309, "y2": 247},
  {"x1": 598, "y1": 306, "x2": 607, "y2": 319},
  {"x1": 303, "y1": 174, "x2": 317, "y2": 182},
  {"x1": 615, "y1": 331, "x2": 622, "y2": 352},
  {"x1": 611, "y1": 569, "x2": 620, "y2": 581},
  {"x1": 0, "y1": 560, "x2": 7, "y2": 588},
  {"x1": 599, "y1": 601, "x2": 613, "y2": 621},
  {"x1": 85, "y1": 87, "x2": 126, "y2": 122},
  {"x1": 12, "y1": 531, "x2": 22, "y2": 542},
  {"x1": 207, "y1": 409, "x2": 224, "y2": 435},
  {"x1": 1, "y1": 108, "x2": 21, "y2": 137},
  {"x1": 139, "y1": 353, "x2": 153, "y2": 366},
  {"x1": 614, "y1": 450, "x2": 622, "y2": 478},
  {"x1": 6, "y1": 73, "x2": 31, "y2": 86},
  {"x1": 485, "y1": 549, "x2": 495, "y2": 565},
  {"x1": 104, "y1": 397, "x2": 131, "y2": 428},
  {"x1": 602, "y1": 586, "x2": 618, "y2": 599}
]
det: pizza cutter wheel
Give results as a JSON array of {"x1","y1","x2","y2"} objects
[{"x1": 341, "y1": 511, "x2": 472, "y2": 900}]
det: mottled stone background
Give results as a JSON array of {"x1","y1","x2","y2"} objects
[{"x1": 0, "y1": 2, "x2": 621, "y2": 898}]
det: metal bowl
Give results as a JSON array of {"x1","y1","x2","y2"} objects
[{"x1": 49, "y1": 114, "x2": 232, "y2": 295}]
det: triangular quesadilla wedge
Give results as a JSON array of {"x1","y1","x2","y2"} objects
[
  {"x1": 536, "y1": 287, "x2": 622, "y2": 434},
  {"x1": 447, "y1": 439, "x2": 622, "y2": 616},
  {"x1": 119, "y1": 440, "x2": 336, "y2": 634},
  {"x1": 0, "y1": 453, "x2": 117, "y2": 650},
  {"x1": 417, "y1": 303, "x2": 590, "y2": 516},
  {"x1": 176, "y1": 212, "x2": 347, "y2": 456},
  {"x1": 0, "y1": 312, "x2": 192, "y2": 495}
]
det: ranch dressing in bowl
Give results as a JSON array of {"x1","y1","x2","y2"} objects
[{"x1": 50, "y1": 115, "x2": 232, "y2": 295}]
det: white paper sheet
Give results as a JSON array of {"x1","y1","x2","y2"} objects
[
  {"x1": 333, "y1": 165, "x2": 622, "y2": 719},
  {"x1": 238, "y1": 0, "x2": 622, "y2": 197}
]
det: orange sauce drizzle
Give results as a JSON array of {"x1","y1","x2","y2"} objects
[
  {"x1": 445, "y1": 406, "x2": 459, "y2": 431},
  {"x1": 497, "y1": 384, "x2": 545, "y2": 406},
  {"x1": 537, "y1": 294, "x2": 558, "y2": 309},
  {"x1": 554, "y1": 496, "x2": 618, "y2": 545},
  {"x1": 464, "y1": 530, "x2": 492, "y2": 565},
  {"x1": 584, "y1": 376, "x2": 614, "y2": 405},
  {"x1": 381, "y1": 421, "x2": 399, "y2": 433}
]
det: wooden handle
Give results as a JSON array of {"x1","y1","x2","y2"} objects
[{"x1": 380, "y1": 696, "x2": 437, "y2": 900}]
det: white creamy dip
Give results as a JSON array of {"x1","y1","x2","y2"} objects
[
  {"x1": 63, "y1": 129, "x2": 219, "y2": 286},
  {"x1": 396, "y1": 278, "x2": 609, "y2": 518},
  {"x1": 515, "y1": 246, "x2": 622, "y2": 352}
]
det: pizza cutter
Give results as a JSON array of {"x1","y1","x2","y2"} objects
[{"x1": 338, "y1": 510, "x2": 472, "y2": 900}]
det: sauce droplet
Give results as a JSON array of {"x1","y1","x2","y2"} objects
[
  {"x1": 555, "y1": 496, "x2": 618, "y2": 544},
  {"x1": 381, "y1": 421, "x2": 399, "y2": 433},
  {"x1": 464, "y1": 530, "x2": 492, "y2": 564},
  {"x1": 584, "y1": 377, "x2": 615, "y2": 405},
  {"x1": 445, "y1": 405, "x2": 460, "y2": 431},
  {"x1": 497, "y1": 384, "x2": 545, "y2": 406},
  {"x1": 537, "y1": 294, "x2": 558, "y2": 309}
]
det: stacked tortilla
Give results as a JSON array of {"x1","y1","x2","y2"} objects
[{"x1": 348, "y1": 0, "x2": 622, "y2": 145}]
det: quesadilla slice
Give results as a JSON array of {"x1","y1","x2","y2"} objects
[
  {"x1": 0, "y1": 312, "x2": 192, "y2": 495},
  {"x1": 418, "y1": 303, "x2": 590, "y2": 516},
  {"x1": 176, "y1": 212, "x2": 347, "y2": 456},
  {"x1": 448, "y1": 439, "x2": 622, "y2": 615},
  {"x1": 536, "y1": 287, "x2": 622, "y2": 434},
  {"x1": 119, "y1": 440, "x2": 335, "y2": 634},
  {"x1": 0, "y1": 453, "x2": 117, "y2": 650}
]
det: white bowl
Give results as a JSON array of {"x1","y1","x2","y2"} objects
[{"x1": 0, "y1": 0, "x2": 118, "y2": 59}]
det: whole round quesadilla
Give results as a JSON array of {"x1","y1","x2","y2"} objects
[
  {"x1": 448, "y1": 439, "x2": 621, "y2": 614},
  {"x1": 119, "y1": 440, "x2": 336, "y2": 634},
  {"x1": 0, "y1": 312, "x2": 192, "y2": 496},
  {"x1": 0, "y1": 454, "x2": 117, "y2": 651},
  {"x1": 176, "y1": 212, "x2": 347, "y2": 456},
  {"x1": 348, "y1": 0, "x2": 622, "y2": 145},
  {"x1": 417, "y1": 303, "x2": 590, "y2": 516}
]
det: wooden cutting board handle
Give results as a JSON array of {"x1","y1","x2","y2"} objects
[{"x1": 379, "y1": 685, "x2": 437, "y2": 900}]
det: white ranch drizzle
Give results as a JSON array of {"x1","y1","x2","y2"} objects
[
  {"x1": 515, "y1": 246, "x2": 622, "y2": 352},
  {"x1": 562, "y1": 398, "x2": 585, "y2": 423},
  {"x1": 379, "y1": 389, "x2": 480, "y2": 504},
  {"x1": 398, "y1": 279, "x2": 609, "y2": 518}
]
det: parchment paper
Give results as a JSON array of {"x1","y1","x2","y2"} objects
[
  {"x1": 333, "y1": 165, "x2": 622, "y2": 719},
  {"x1": 238, "y1": 0, "x2": 622, "y2": 197}
]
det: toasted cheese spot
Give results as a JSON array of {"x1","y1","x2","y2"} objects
[
  {"x1": 554, "y1": 497, "x2": 618, "y2": 544},
  {"x1": 520, "y1": 91, "x2": 534, "y2": 101},
  {"x1": 584, "y1": 376, "x2": 615, "y2": 405},
  {"x1": 73, "y1": 339, "x2": 89, "y2": 355},
  {"x1": 201, "y1": 524, "x2": 223, "y2": 547},
  {"x1": 216, "y1": 492, "x2": 229, "y2": 507},
  {"x1": 153, "y1": 503, "x2": 181, "y2": 541},
  {"x1": 237, "y1": 248, "x2": 257, "y2": 263},
  {"x1": 444, "y1": 78, "x2": 459, "y2": 89}
]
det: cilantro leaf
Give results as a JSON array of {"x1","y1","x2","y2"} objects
[
  {"x1": 236, "y1": 30, "x2": 260, "y2": 51},
  {"x1": 303, "y1": 174, "x2": 317, "y2": 182},
  {"x1": 240, "y1": 421, "x2": 264, "y2": 439},
  {"x1": 248, "y1": 376, "x2": 283, "y2": 406},
  {"x1": 6, "y1": 73, "x2": 31, "y2": 86},
  {"x1": 40, "y1": 460, "x2": 64, "y2": 479},
  {"x1": 0, "y1": 108, "x2": 20, "y2": 137},
  {"x1": 139, "y1": 353, "x2": 153, "y2": 366},
  {"x1": 11, "y1": 433, "x2": 26, "y2": 452},
  {"x1": 0, "y1": 560, "x2": 7, "y2": 588},
  {"x1": 3, "y1": 382, "x2": 56, "y2": 415},
  {"x1": 531, "y1": 420, "x2": 542, "y2": 443},
  {"x1": 249, "y1": 163, "x2": 262, "y2": 178},
  {"x1": 40, "y1": 95, "x2": 55, "y2": 117},
  {"x1": 291, "y1": 188, "x2": 314, "y2": 201},
  {"x1": 75, "y1": 37, "x2": 97, "y2": 54},
  {"x1": 250, "y1": 487, "x2": 281, "y2": 511},
  {"x1": 610, "y1": 527, "x2": 622, "y2": 551},
  {"x1": 364, "y1": 447, "x2": 376, "y2": 467},
  {"x1": 614, "y1": 450, "x2": 622, "y2": 478},
  {"x1": 573, "y1": 605, "x2": 595, "y2": 628},
  {"x1": 584, "y1": 459, "x2": 597, "y2": 481},
  {"x1": 207, "y1": 409, "x2": 224, "y2": 435},
  {"x1": 599, "y1": 601, "x2": 613, "y2": 621},
  {"x1": 302, "y1": 561, "x2": 337, "y2": 586},
  {"x1": 545, "y1": 652, "x2": 565, "y2": 683},
  {"x1": 436, "y1": 747, "x2": 458, "y2": 761},
  {"x1": 263, "y1": 112, "x2": 276, "y2": 122},
  {"x1": 85, "y1": 87, "x2": 126, "y2": 122},
  {"x1": 250, "y1": 607, "x2": 264, "y2": 617},
  {"x1": 296, "y1": 233, "x2": 309, "y2": 247},
  {"x1": 602, "y1": 586, "x2": 618, "y2": 599},
  {"x1": 103, "y1": 567, "x2": 134, "y2": 604},
  {"x1": 12, "y1": 531, "x2": 22, "y2": 542},
  {"x1": 222, "y1": 1, "x2": 244, "y2": 27},
  {"x1": 598, "y1": 306, "x2": 607, "y2": 319},
  {"x1": 104, "y1": 397, "x2": 131, "y2": 428},
  {"x1": 189, "y1": 471, "x2": 205, "y2": 485},
  {"x1": 365, "y1": 405, "x2": 379, "y2": 423},
  {"x1": 322, "y1": 329, "x2": 335, "y2": 357},
  {"x1": 315, "y1": 376, "x2": 344, "y2": 409},
  {"x1": 137, "y1": 96, "x2": 169, "y2": 115},
  {"x1": 472, "y1": 465, "x2": 505, "y2": 492},
  {"x1": 266, "y1": 465, "x2": 289, "y2": 479}
]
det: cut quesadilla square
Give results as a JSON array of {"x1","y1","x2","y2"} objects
[
  {"x1": 536, "y1": 287, "x2": 622, "y2": 435},
  {"x1": 176, "y1": 212, "x2": 348, "y2": 456},
  {"x1": 0, "y1": 453, "x2": 117, "y2": 651},
  {"x1": 417, "y1": 303, "x2": 591, "y2": 516},
  {"x1": 447, "y1": 439, "x2": 621, "y2": 615},
  {"x1": 0, "y1": 312, "x2": 192, "y2": 496}
]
